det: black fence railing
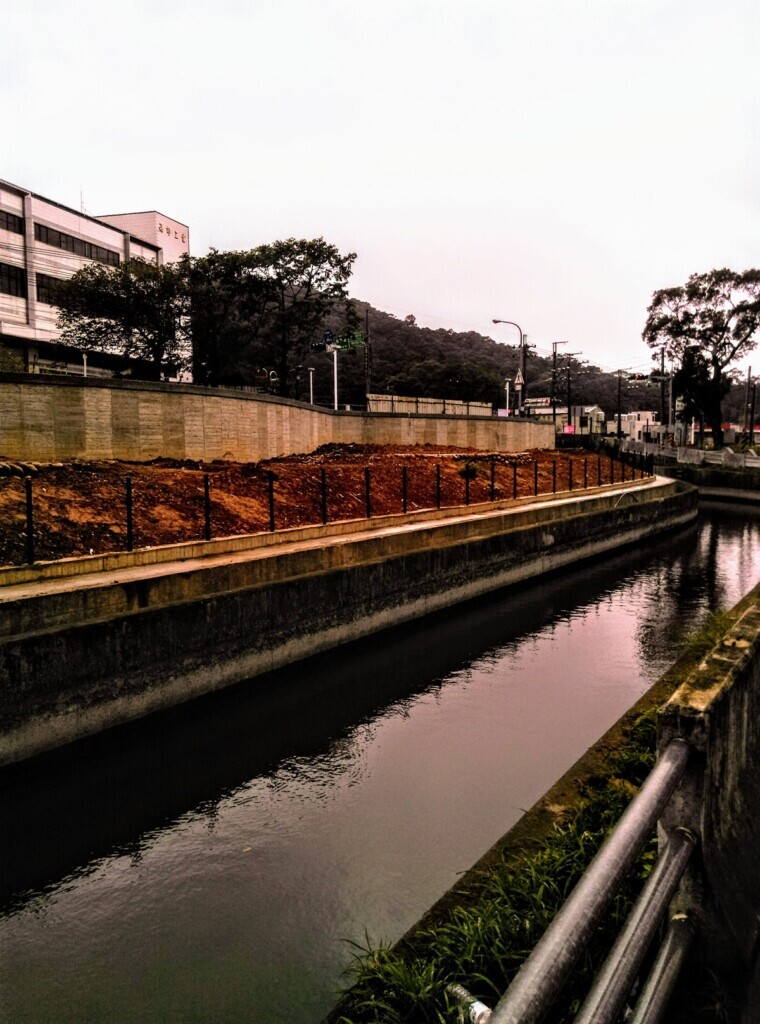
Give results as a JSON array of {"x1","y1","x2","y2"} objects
[{"x1": 3, "y1": 452, "x2": 655, "y2": 567}]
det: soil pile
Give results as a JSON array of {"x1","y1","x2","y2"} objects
[{"x1": 0, "y1": 444, "x2": 597, "y2": 567}]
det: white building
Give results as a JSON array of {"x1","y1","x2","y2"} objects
[
  {"x1": 608, "y1": 410, "x2": 660, "y2": 441},
  {"x1": 0, "y1": 178, "x2": 189, "y2": 375}
]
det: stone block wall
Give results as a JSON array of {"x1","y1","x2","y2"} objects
[{"x1": 0, "y1": 375, "x2": 554, "y2": 463}]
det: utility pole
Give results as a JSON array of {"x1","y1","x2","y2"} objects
[
  {"x1": 562, "y1": 353, "x2": 582, "y2": 433},
  {"x1": 364, "y1": 307, "x2": 372, "y2": 398},
  {"x1": 616, "y1": 371, "x2": 623, "y2": 439},
  {"x1": 744, "y1": 366, "x2": 752, "y2": 436},
  {"x1": 551, "y1": 341, "x2": 568, "y2": 428},
  {"x1": 519, "y1": 333, "x2": 527, "y2": 412},
  {"x1": 660, "y1": 349, "x2": 666, "y2": 432}
]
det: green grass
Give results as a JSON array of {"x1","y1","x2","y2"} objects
[
  {"x1": 679, "y1": 611, "x2": 735, "y2": 660},
  {"x1": 331, "y1": 713, "x2": 659, "y2": 1024}
]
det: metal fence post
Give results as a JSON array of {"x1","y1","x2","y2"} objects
[
  {"x1": 203, "y1": 473, "x2": 212, "y2": 541},
  {"x1": 568, "y1": 458, "x2": 573, "y2": 491},
  {"x1": 365, "y1": 466, "x2": 372, "y2": 518},
  {"x1": 534, "y1": 460, "x2": 538, "y2": 496},
  {"x1": 268, "y1": 471, "x2": 276, "y2": 532},
  {"x1": 490, "y1": 458, "x2": 496, "y2": 501},
  {"x1": 552, "y1": 461, "x2": 557, "y2": 493},
  {"x1": 513, "y1": 462, "x2": 517, "y2": 500},
  {"x1": 436, "y1": 464, "x2": 441, "y2": 509},
  {"x1": 321, "y1": 467, "x2": 328, "y2": 524},
  {"x1": 402, "y1": 465, "x2": 408, "y2": 513},
  {"x1": 125, "y1": 476, "x2": 133, "y2": 552},
  {"x1": 24, "y1": 475, "x2": 34, "y2": 565}
]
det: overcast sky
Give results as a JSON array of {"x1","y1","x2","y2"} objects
[{"x1": 5, "y1": 0, "x2": 758, "y2": 373}]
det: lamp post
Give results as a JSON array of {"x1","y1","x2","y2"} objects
[
  {"x1": 504, "y1": 378, "x2": 512, "y2": 416},
  {"x1": 493, "y1": 319, "x2": 526, "y2": 413},
  {"x1": 307, "y1": 366, "x2": 315, "y2": 405}
]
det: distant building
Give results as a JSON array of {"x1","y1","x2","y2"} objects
[
  {"x1": 524, "y1": 396, "x2": 606, "y2": 435},
  {"x1": 609, "y1": 410, "x2": 660, "y2": 442},
  {"x1": 0, "y1": 178, "x2": 189, "y2": 376}
]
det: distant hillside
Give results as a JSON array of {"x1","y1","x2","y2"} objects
[{"x1": 311, "y1": 299, "x2": 658, "y2": 417}]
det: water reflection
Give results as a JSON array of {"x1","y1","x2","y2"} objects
[{"x1": 1, "y1": 505, "x2": 759, "y2": 1024}]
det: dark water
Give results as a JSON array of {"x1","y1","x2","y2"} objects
[{"x1": 1, "y1": 504, "x2": 759, "y2": 1024}]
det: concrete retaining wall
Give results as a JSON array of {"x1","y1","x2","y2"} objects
[
  {"x1": 0, "y1": 374, "x2": 554, "y2": 463},
  {"x1": 660, "y1": 593, "x2": 760, "y2": 984},
  {"x1": 656, "y1": 461, "x2": 760, "y2": 505},
  {"x1": 0, "y1": 477, "x2": 695, "y2": 765}
]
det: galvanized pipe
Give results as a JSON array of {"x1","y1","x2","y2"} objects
[
  {"x1": 629, "y1": 914, "x2": 695, "y2": 1024},
  {"x1": 573, "y1": 827, "x2": 696, "y2": 1024},
  {"x1": 489, "y1": 738, "x2": 690, "y2": 1024},
  {"x1": 446, "y1": 983, "x2": 493, "y2": 1023}
]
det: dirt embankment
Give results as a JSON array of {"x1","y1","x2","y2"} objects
[{"x1": 0, "y1": 443, "x2": 610, "y2": 567}]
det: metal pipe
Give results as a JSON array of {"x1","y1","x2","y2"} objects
[
  {"x1": 629, "y1": 914, "x2": 695, "y2": 1024},
  {"x1": 489, "y1": 739, "x2": 690, "y2": 1024},
  {"x1": 573, "y1": 828, "x2": 696, "y2": 1024},
  {"x1": 446, "y1": 983, "x2": 493, "y2": 1023}
]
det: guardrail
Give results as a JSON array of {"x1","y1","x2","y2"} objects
[{"x1": 447, "y1": 739, "x2": 695, "y2": 1024}]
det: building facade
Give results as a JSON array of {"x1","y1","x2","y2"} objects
[{"x1": 0, "y1": 179, "x2": 189, "y2": 376}]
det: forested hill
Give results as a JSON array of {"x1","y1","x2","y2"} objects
[{"x1": 317, "y1": 299, "x2": 657, "y2": 417}]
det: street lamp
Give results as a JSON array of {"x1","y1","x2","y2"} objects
[{"x1": 493, "y1": 319, "x2": 526, "y2": 413}]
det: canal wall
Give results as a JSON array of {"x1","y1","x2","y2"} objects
[
  {"x1": 656, "y1": 460, "x2": 760, "y2": 505},
  {"x1": 0, "y1": 374, "x2": 553, "y2": 463},
  {"x1": 0, "y1": 477, "x2": 695, "y2": 765},
  {"x1": 660, "y1": 596, "x2": 760, "y2": 997}
]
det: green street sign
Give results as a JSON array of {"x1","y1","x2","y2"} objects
[{"x1": 336, "y1": 330, "x2": 365, "y2": 350}]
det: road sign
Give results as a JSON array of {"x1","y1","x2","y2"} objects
[
  {"x1": 514, "y1": 369, "x2": 524, "y2": 386},
  {"x1": 336, "y1": 330, "x2": 365, "y2": 350}
]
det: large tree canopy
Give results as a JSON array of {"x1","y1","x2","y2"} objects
[
  {"x1": 187, "y1": 238, "x2": 357, "y2": 394},
  {"x1": 55, "y1": 259, "x2": 191, "y2": 380},
  {"x1": 643, "y1": 268, "x2": 760, "y2": 446},
  {"x1": 183, "y1": 249, "x2": 272, "y2": 386}
]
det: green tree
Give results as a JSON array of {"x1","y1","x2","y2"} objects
[
  {"x1": 187, "y1": 239, "x2": 357, "y2": 396},
  {"x1": 182, "y1": 250, "x2": 272, "y2": 386},
  {"x1": 55, "y1": 259, "x2": 191, "y2": 380},
  {"x1": 643, "y1": 269, "x2": 760, "y2": 447},
  {"x1": 249, "y1": 238, "x2": 357, "y2": 397}
]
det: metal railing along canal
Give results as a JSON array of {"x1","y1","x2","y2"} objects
[{"x1": 447, "y1": 738, "x2": 694, "y2": 1024}]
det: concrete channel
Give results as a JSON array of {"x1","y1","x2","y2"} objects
[{"x1": 0, "y1": 475, "x2": 695, "y2": 767}]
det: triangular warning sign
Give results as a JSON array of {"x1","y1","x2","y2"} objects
[{"x1": 514, "y1": 370, "x2": 524, "y2": 385}]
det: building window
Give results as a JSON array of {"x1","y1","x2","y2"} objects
[
  {"x1": 0, "y1": 210, "x2": 24, "y2": 234},
  {"x1": 0, "y1": 262, "x2": 27, "y2": 298},
  {"x1": 34, "y1": 223, "x2": 120, "y2": 266},
  {"x1": 36, "y1": 273, "x2": 63, "y2": 305}
]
